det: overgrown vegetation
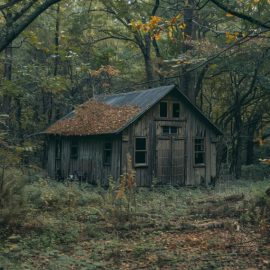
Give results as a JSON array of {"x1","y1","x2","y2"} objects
[{"x1": 0, "y1": 173, "x2": 270, "y2": 269}]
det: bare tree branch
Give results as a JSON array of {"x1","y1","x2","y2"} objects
[
  {"x1": 0, "y1": 0, "x2": 61, "y2": 52},
  {"x1": 209, "y1": 0, "x2": 270, "y2": 30}
]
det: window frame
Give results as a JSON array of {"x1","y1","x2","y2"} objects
[
  {"x1": 172, "y1": 102, "x2": 180, "y2": 118},
  {"x1": 103, "y1": 141, "x2": 113, "y2": 166},
  {"x1": 159, "y1": 101, "x2": 168, "y2": 118},
  {"x1": 134, "y1": 137, "x2": 148, "y2": 167},
  {"x1": 70, "y1": 139, "x2": 79, "y2": 159},
  {"x1": 162, "y1": 126, "x2": 178, "y2": 135},
  {"x1": 194, "y1": 137, "x2": 206, "y2": 167}
]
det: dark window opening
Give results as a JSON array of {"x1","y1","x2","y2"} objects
[
  {"x1": 194, "y1": 138, "x2": 205, "y2": 165},
  {"x1": 55, "y1": 139, "x2": 61, "y2": 159},
  {"x1": 103, "y1": 142, "x2": 112, "y2": 165},
  {"x1": 162, "y1": 126, "x2": 178, "y2": 135},
  {"x1": 173, "y1": 103, "x2": 180, "y2": 118},
  {"x1": 135, "y1": 137, "x2": 147, "y2": 165},
  {"x1": 70, "y1": 139, "x2": 78, "y2": 159},
  {"x1": 160, "y1": 102, "x2": 168, "y2": 117}
]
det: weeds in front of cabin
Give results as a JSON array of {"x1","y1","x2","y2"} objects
[
  {"x1": 96, "y1": 154, "x2": 137, "y2": 228},
  {"x1": 1, "y1": 172, "x2": 270, "y2": 269}
]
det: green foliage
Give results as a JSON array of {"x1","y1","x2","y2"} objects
[
  {"x1": 0, "y1": 176, "x2": 270, "y2": 269},
  {"x1": 241, "y1": 164, "x2": 270, "y2": 180},
  {"x1": 93, "y1": 155, "x2": 137, "y2": 227},
  {"x1": 25, "y1": 179, "x2": 102, "y2": 210},
  {"x1": 0, "y1": 169, "x2": 28, "y2": 226},
  {"x1": 240, "y1": 187, "x2": 270, "y2": 242}
]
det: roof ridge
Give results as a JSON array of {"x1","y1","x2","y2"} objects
[{"x1": 95, "y1": 84, "x2": 175, "y2": 99}]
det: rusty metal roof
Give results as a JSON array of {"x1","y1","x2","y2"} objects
[{"x1": 45, "y1": 85, "x2": 222, "y2": 136}]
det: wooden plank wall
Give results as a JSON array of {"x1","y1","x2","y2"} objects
[
  {"x1": 121, "y1": 89, "x2": 218, "y2": 186},
  {"x1": 47, "y1": 138, "x2": 56, "y2": 178},
  {"x1": 47, "y1": 135, "x2": 121, "y2": 185},
  {"x1": 47, "y1": 88, "x2": 218, "y2": 187}
]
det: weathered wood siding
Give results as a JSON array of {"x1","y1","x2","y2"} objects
[
  {"x1": 47, "y1": 135, "x2": 121, "y2": 185},
  {"x1": 122, "y1": 89, "x2": 217, "y2": 186},
  {"x1": 47, "y1": 88, "x2": 218, "y2": 187}
]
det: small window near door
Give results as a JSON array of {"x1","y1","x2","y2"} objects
[
  {"x1": 194, "y1": 138, "x2": 205, "y2": 165},
  {"x1": 70, "y1": 139, "x2": 78, "y2": 159},
  {"x1": 172, "y1": 103, "x2": 180, "y2": 118},
  {"x1": 160, "y1": 102, "x2": 168, "y2": 117},
  {"x1": 135, "y1": 137, "x2": 147, "y2": 166},
  {"x1": 103, "y1": 142, "x2": 112, "y2": 166},
  {"x1": 162, "y1": 126, "x2": 178, "y2": 135}
]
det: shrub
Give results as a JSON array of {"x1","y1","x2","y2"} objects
[
  {"x1": 0, "y1": 169, "x2": 28, "y2": 226},
  {"x1": 95, "y1": 154, "x2": 137, "y2": 227},
  {"x1": 241, "y1": 163, "x2": 270, "y2": 180},
  {"x1": 240, "y1": 188, "x2": 270, "y2": 241}
]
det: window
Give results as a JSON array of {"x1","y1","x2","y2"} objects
[
  {"x1": 172, "y1": 103, "x2": 180, "y2": 118},
  {"x1": 135, "y1": 137, "x2": 147, "y2": 166},
  {"x1": 160, "y1": 102, "x2": 168, "y2": 117},
  {"x1": 55, "y1": 138, "x2": 61, "y2": 159},
  {"x1": 103, "y1": 142, "x2": 112, "y2": 166},
  {"x1": 70, "y1": 139, "x2": 78, "y2": 159},
  {"x1": 162, "y1": 126, "x2": 178, "y2": 135},
  {"x1": 194, "y1": 138, "x2": 205, "y2": 165}
]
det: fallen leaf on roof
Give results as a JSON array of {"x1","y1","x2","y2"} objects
[{"x1": 46, "y1": 100, "x2": 140, "y2": 136}]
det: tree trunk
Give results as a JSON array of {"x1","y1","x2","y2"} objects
[
  {"x1": 48, "y1": 2, "x2": 61, "y2": 124},
  {"x1": 2, "y1": 45, "x2": 12, "y2": 115},
  {"x1": 180, "y1": 0, "x2": 195, "y2": 102},
  {"x1": 0, "y1": 0, "x2": 61, "y2": 53},
  {"x1": 246, "y1": 137, "x2": 255, "y2": 165},
  {"x1": 143, "y1": 34, "x2": 154, "y2": 86},
  {"x1": 233, "y1": 98, "x2": 242, "y2": 179},
  {"x1": 54, "y1": 3, "x2": 60, "y2": 77},
  {"x1": 152, "y1": 38, "x2": 165, "y2": 85}
]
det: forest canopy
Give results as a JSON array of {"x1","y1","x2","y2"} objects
[{"x1": 0, "y1": 0, "x2": 270, "y2": 178}]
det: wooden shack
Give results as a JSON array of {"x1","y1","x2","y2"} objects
[{"x1": 44, "y1": 85, "x2": 222, "y2": 186}]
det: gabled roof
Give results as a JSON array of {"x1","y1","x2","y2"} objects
[{"x1": 45, "y1": 85, "x2": 222, "y2": 136}]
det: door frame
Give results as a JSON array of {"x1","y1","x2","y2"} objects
[{"x1": 155, "y1": 134, "x2": 186, "y2": 186}]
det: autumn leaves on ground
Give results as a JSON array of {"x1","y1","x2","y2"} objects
[{"x1": 0, "y1": 169, "x2": 270, "y2": 270}]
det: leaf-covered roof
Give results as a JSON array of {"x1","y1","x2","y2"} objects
[
  {"x1": 45, "y1": 100, "x2": 140, "y2": 136},
  {"x1": 45, "y1": 85, "x2": 222, "y2": 136}
]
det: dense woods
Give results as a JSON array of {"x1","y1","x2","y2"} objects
[
  {"x1": 0, "y1": 0, "x2": 270, "y2": 177},
  {"x1": 1, "y1": 1, "x2": 270, "y2": 269}
]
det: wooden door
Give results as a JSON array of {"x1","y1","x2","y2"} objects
[
  {"x1": 171, "y1": 138, "x2": 185, "y2": 185},
  {"x1": 156, "y1": 137, "x2": 185, "y2": 185}
]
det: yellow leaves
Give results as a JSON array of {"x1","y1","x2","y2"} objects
[
  {"x1": 130, "y1": 13, "x2": 186, "y2": 41},
  {"x1": 130, "y1": 19, "x2": 144, "y2": 30},
  {"x1": 210, "y1": 63, "x2": 218, "y2": 70},
  {"x1": 152, "y1": 31, "x2": 161, "y2": 40},
  {"x1": 167, "y1": 25, "x2": 174, "y2": 40},
  {"x1": 179, "y1": 22, "x2": 187, "y2": 30},
  {"x1": 225, "y1": 12, "x2": 234, "y2": 17},
  {"x1": 130, "y1": 16, "x2": 162, "y2": 33},
  {"x1": 89, "y1": 65, "x2": 120, "y2": 78},
  {"x1": 149, "y1": 15, "x2": 162, "y2": 26},
  {"x1": 225, "y1": 31, "x2": 239, "y2": 44}
]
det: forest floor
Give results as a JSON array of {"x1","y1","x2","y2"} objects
[{"x1": 1, "y1": 177, "x2": 270, "y2": 270}]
